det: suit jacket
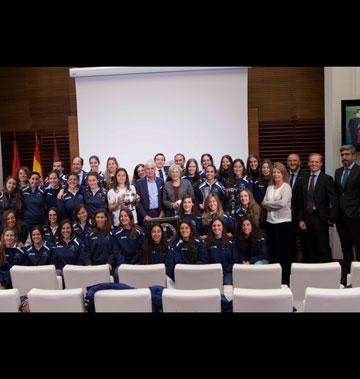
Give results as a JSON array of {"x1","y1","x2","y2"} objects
[
  {"x1": 162, "y1": 178, "x2": 195, "y2": 216},
  {"x1": 296, "y1": 171, "x2": 338, "y2": 222},
  {"x1": 289, "y1": 168, "x2": 307, "y2": 220},
  {"x1": 135, "y1": 176, "x2": 164, "y2": 220},
  {"x1": 335, "y1": 163, "x2": 360, "y2": 220}
]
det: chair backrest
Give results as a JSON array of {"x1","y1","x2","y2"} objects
[
  {"x1": 304, "y1": 287, "x2": 360, "y2": 312},
  {"x1": 350, "y1": 262, "x2": 360, "y2": 288},
  {"x1": 63, "y1": 264, "x2": 111, "y2": 292},
  {"x1": 162, "y1": 288, "x2": 221, "y2": 312},
  {"x1": 232, "y1": 263, "x2": 282, "y2": 289},
  {"x1": 233, "y1": 288, "x2": 293, "y2": 312},
  {"x1": 28, "y1": 288, "x2": 85, "y2": 312},
  {"x1": 10, "y1": 265, "x2": 61, "y2": 296},
  {"x1": 174, "y1": 264, "x2": 223, "y2": 291},
  {"x1": 290, "y1": 262, "x2": 341, "y2": 302},
  {"x1": 95, "y1": 288, "x2": 152, "y2": 312},
  {"x1": 118, "y1": 264, "x2": 167, "y2": 288},
  {"x1": 0, "y1": 289, "x2": 20, "y2": 312}
]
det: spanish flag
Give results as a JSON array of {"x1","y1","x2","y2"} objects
[
  {"x1": 12, "y1": 140, "x2": 21, "y2": 176},
  {"x1": 32, "y1": 134, "x2": 43, "y2": 178}
]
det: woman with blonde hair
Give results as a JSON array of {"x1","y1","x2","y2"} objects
[
  {"x1": 262, "y1": 162, "x2": 292, "y2": 284},
  {"x1": 162, "y1": 164, "x2": 195, "y2": 217},
  {"x1": 104, "y1": 157, "x2": 120, "y2": 189}
]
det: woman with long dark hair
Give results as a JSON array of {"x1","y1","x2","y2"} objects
[
  {"x1": 182, "y1": 158, "x2": 202, "y2": 194},
  {"x1": 108, "y1": 168, "x2": 138, "y2": 226},
  {"x1": 206, "y1": 218, "x2": 238, "y2": 284},
  {"x1": 72, "y1": 204, "x2": 92, "y2": 242},
  {"x1": 43, "y1": 207, "x2": 59, "y2": 248},
  {"x1": 247, "y1": 154, "x2": 261, "y2": 182},
  {"x1": 199, "y1": 153, "x2": 214, "y2": 181},
  {"x1": 43, "y1": 170, "x2": 61, "y2": 210},
  {"x1": 218, "y1": 155, "x2": 233, "y2": 188},
  {"x1": 177, "y1": 193, "x2": 201, "y2": 235},
  {"x1": 112, "y1": 208, "x2": 145, "y2": 266},
  {"x1": 1, "y1": 209, "x2": 29, "y2": 246},
  {"x1": 83, "y1": 209, "x2": 114, "y2": 270},
  {"x1": 254, "y1": 159, "x2": 273, "y2": 205},
  {"x1": 140, "y1": 223, "x2": 173, "y2": 278},
  {"x1": 235, "y1": 188, "x2": 261, "y2": 228},
  {"x1": 235, "y1": 217, "x2": 269, "y2": 265},
  {"x1": 83, "y1": 171, "x2": 108, "y2": 220},
  {"x1": 169, "y1": 220, "x2": 209, "y2": 280},
  {"x1": 0, "y1": 176, "x2": 24, "y2": 227},
  {"x1": 131, "y1": 164, "x2": 145, "y2": 186}
]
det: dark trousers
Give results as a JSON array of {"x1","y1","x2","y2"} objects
[
  {"x1": 289, "y1": 219, "x2": 300, "y2": 263},
  {"x1": 336, "y1": 209, "x2": 360, "y2": 278},
  {"x1": 266, "y1": 221, "x2": 292, "y2": 285},
  {"x1": 299, "y1": 211, "x2": 332, "y2": 263}
]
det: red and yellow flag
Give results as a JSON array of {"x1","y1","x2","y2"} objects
[
  {"x1": 12, "y1": 140, "x2": 21, "y2": 176},
  {"x1": 32, "y1": 135, "x2": 43, "y2": 178}
]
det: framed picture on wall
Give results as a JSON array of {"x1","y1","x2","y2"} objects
[{"x1": 342, "y1": 99, "x2": 360, "y2": 151}]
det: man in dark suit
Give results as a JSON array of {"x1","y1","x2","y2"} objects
[
  {"x1": 334, "y1": 145, "x2": 360, "y2": 282},
  {"x1": 287, "y1": 153, "x2": 307, "y2": 262},
  {"x1": 154, "y1": 153, "x2": 170, "y2": 181},
  {"x1": 296, "y1": 153, "x2": 338, "y2": 263},
  {"x1": 135, "y1": 161, "x2": 165, "y2": 229}
]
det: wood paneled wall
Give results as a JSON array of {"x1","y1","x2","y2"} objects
[{"x1": 0, "y1": 66, "x2": 325, "y2": 178}]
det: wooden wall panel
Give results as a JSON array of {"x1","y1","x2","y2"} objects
[{"x1": 248, "y1": 108, "x2": 259, "y2": 154}]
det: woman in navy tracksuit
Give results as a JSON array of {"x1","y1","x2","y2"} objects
[
  {"x1": 0, "y1": 175, "x2": 24, "y2": 228},
  {"x1": 22, "y1": 171, "x2": 46, "y2": 232},
  {"x1": 169, "y1": 220, "x2": 209, "y2": 281},
  {"x1": 0, "y1": 228, "x2": 27, "y2": 288},
  {"x1": 88, "y1": 155, "x2": 106, "y2": 188},
  {"x1": 228, "y1": 159, "x2": 254, "y2": 193},
  {"x1": 43, "y1": 207, "x2": 59, "y2": 248},
  {"x1": 206, "y1": 218, "x2": 239, "y2": 285},
  {"x1": 198, "y1": 193, "x2": 234, "y2": 238},
  {"x1": 140, "y1": 223, "x2": 173, "y2": 278},
  {"x1": 112, "y1": 208, "x2": 145, "y2": 266},
  {"x1": 0, "y1": 209, "x2": 29, "y2": 245},
  {"x1": 43, "y1": 170, "x2": 62, "y2": 210},
  {"x1": 82, "y1": 209, "x2": 115, "y2": 273},
  {"x1": 83, "y1": 172, "x2": 108, "y2": 221},
  {"x1": 254, "y1": 159, "x2": 272, "y2": 205},
  {"x1": 199, "y1": 153, "x2": 214, "y2": 181},
  {"x1": 51, "y1": 219, "x2": 88, "y2": 272},
  {"x1": 177, "y1": 193, "x2": 202, "y2": 236},
  {"x1": 182, "y1": 158, "x2": 202, "y2": 195},
  {"x1": 196, "y1": 165, "x2": 226, "y2": 210},
  {"x1": 217, "y1": 155, "x2": 233, "y2": 188},
  {"x1": 72, "y1": 204, "x2": 92, "y2": 242},
  {"x1": 57, "y1": 172, "x2": 84, "y2": 222},
  {"x1": 22, "y1": 226, "x2": 52, "y2": 266},
  {"x1": 234, "y1": 217, "x2": 269, "y2": 265}
]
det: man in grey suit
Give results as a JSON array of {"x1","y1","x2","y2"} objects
[{"x1": 335, "y1": 145, "x2": 360, "y2": 283}]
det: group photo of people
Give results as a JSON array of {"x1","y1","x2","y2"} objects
[{"x1": 1, "y1": 145, "x2": 359, "y2": 294}]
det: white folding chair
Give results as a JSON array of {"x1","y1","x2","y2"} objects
[
  {"x1": 232, "y1": 263, "x2": 283, "y2": 289},
  {"x1": 304, "y1": 287, "x2": 360, "y2": 312},
  {"x1": 0, "y1": 289, "x2": 21, "y2": 312},
  {"x1": 63, "y1": 264, "x2": 113, "y2": 293},
  {"x1": 233, "y1": 288, "x2": 293, "y2": 312},
  {"x1": 118, "y1": 264, "x2": 167, "y2": 288},
  {"x1": 28, "y1": 288, "x2": 85, "y2": 312},
  {"x1": 290, "y1": 262, "x2": 341, "y2": 312},
  {"x1": 174, "y1": 264, "x2": 223, "y2": 291},
  {"x1": 162, "y1": 288, "x2": 221, "y2": 312},
  {"x1": 95, "y1": 288, "x2": 152, "y2": 312},
  {"x1": 347, "y1": 262, "x2": 360, "y2": 287},
  {"x1": 10, "y1": 265, "x2": 63, "y2": 296}
]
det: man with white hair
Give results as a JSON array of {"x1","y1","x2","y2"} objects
[{"x1": 135, "y1": 161, "x2": 165, "y2": 228}]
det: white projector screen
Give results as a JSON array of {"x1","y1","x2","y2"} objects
[{"x1": 72, "y1": 67, "x2": 248, "y2": 179}]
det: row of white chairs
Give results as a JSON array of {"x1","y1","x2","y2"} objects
[
  {"x1": 2, "y1": 286, "x2": 360, "y2": 312},
  {"x1": 0, "y1": 261, "x2": 356, "y2": 312}
]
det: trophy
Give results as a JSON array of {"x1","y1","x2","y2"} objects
[
  {"x1": 224, "y1": 187, "x2": 240, "y2": 217},
  {"x1": 123, "y1": 191, "x2": 137, "y2": 207},
  {"x1": 150, "y1": 216, "x2": 179, "y2": 244}
]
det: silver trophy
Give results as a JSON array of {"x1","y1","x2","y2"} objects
[{"x1": 123, "y1": 192, "x2": 137, "y2": 207}]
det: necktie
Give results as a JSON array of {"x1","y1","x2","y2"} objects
[
  {"x1": 290, "y1": 173, "x2": 295, "y2": 188},
  {"x1": 341, "y1": 168, "x2": 350, "y2": 188},
  {"x1": 158, "y1": 169, "x2": 164, "y2": 180},
  {"x1": 307, "y1": 174, "x2": 316, "y2": 214}
]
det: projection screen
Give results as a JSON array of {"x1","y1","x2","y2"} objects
[{"x1": 71, "y1": 67, "x2": 248, "y2": 178}]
